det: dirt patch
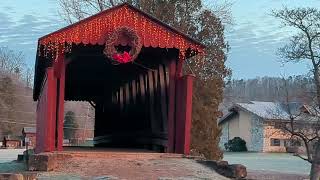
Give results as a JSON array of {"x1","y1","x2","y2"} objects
[{"x1": 39, "y1": 156, "x2": 230, "y2": 180}]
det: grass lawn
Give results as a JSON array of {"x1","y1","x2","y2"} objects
[{"x1": 223, "y1": 152, "x2": 311, "y2": 175}]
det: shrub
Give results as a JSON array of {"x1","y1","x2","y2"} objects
[{"x1": 224, "y1": 137, "x2": 248, "y2": 152}]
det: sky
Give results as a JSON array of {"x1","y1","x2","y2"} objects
[{"x1": 0, "y1": 0, "x2": 319, "y2": 79}]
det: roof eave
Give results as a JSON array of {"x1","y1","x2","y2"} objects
[{"x1": 38, "y1": 2, "x2": 206, "y2": 49}]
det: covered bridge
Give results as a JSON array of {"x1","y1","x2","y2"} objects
[{"x1": 33, "y1": 3, "x2": 205, "y2": 154}]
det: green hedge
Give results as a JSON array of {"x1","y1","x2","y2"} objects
[{"x1": 224, "y1": 137, "x2": 248, "y2": 152}]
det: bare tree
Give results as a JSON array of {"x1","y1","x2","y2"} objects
[
  {"x1": 0, "y1": 47, "x2": 35, "y2": 138},
  {"x1": 24, "y1": 67, "x2": 34, "y2": 88},
  {"x1": 272, "y1": 7, "x2": 320, "y2": 179},
  {"x1": 58, "y1": 0, "x2": 233, "y2": 25},
  {"x1": 272, "y1": 8, "x2": 320, "y2": 104},
  {"x1": 0, "y1": 47, "x2": 25, "y2": 76},
  {"x1": 271, "y1": 80, "x2": 319, "y2": 178},
  {"x1": 58, "y1": 0, "x2": 124, "y2": 24}
]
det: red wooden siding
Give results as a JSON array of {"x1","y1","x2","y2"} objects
[
  {"x1": 35, "y1": 68, "x2": 57, "y2": 153},
  {"x1": 56, "y1": 61, "x2": 65, "y2": 151},
  {"x1": 175, "y1": 75, "x2": 194, "y2": 154}
]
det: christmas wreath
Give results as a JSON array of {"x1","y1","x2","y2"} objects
[{"x1": 103, "y1": 27, "x2": 142, "y2": 65}]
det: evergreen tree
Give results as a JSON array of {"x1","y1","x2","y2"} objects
[{"x1": 64, "y1": 111, "x2": 78, "y2": 140}]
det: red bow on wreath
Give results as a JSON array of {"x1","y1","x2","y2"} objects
[{"x1": 112, "y1": 51, "x2": 132, "y2": 63}]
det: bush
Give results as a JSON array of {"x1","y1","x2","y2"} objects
[{"x1": 224, "y1": 137, "x2": 248, "y2": 152}]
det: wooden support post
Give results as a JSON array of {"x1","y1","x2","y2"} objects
[
  {"x1": 48, "y1": 69, "x2": 57, "y2": 152},
  {"x1": 56, "y1": 62, "x2": 65, "y2": 151},
  {"x1": 175, "y1": 75, "x2": 194, "y2": 154},
  {"x1": 35, "y1": 68, "x2": 57, "y2": 153},
  {"x1": 54, "y1": 50, "x2": 65, "y2": 151}
]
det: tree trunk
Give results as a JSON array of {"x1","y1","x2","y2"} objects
[
  {"x1": 310, "y1": 141, "x2": 320, "y2": 180},
  {"x1": 313, "y1": 67, "x2": 320, "y2": 108}
]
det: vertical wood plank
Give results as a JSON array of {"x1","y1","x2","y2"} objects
[
  {"x1": 116, "y1": 90, "x2": 119, "y2": 107},
  {"x1": 164, "y1": 64, "x2": 170, "y2": 115},
  {"x1": 132, "y1": 79, "x2": 137, "y2": 104},
  {"x1": 125, "y1": 83, "x2": 130, "y2": 106},
  {"x1": 159, "y1": 64, "x2": 168, "y2": 132},
  {"x1": 167, "y1": 59, "x2": 177, "y2": 153},
  {"x1": 148, "y1": 70, "x2": 156, "y2": 132},
  {"x1": 119, "y1": 87, "x2": 124, "y2": 112},
  {"x1": 153, "y1": 69, "x2": 158, "y2": 91},
  {"x1": 139, "y1": 74, "x2": 146, "y2": 103}
]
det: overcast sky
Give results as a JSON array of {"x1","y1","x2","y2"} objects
[{"x1": 0, "y1": 0, "x2": 319, "y2": 79}]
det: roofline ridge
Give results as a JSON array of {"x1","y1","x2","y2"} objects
[{"x1": 38, "y1": 2, "x2": 205, "y2": 47}]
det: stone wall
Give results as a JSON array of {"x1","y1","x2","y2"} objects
[{"x1": 249, "y1": 115, "x2": 264, "y2": 152}]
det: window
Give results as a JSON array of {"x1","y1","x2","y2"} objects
[{"x1": 271, "y1": 138, "x2": 280, "y2": 146}]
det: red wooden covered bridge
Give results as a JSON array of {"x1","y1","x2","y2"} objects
[{"x1": 33, "y1": 3, "x2": 204, "y2": 154}]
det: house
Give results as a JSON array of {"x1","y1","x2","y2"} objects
[
  {"x1": 219, "y1": 101, "x2": 317, "y2": 152},
  {"x1": 22, "y1": 127, "x2": 36, "y2": 148},
  {"x1": 2, "y1": 135, "x2": 22, "y2": 149}
]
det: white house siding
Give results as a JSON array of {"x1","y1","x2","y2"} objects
[
  {"x1": 238, "y1": 111, "x2": 252, "y2": 149},
  {"x1": 219, "y1": 122, "x2": 229, "y2": 150},
  {"x1": 228, "y1": 114, "x2": 240, "y2": 139},
  {"x1": 219, "y1": 114, "x2": 239, "y2": 150},
  {"x1": 219, "y1": 111, "x2": 265, "y2": 152},
  {"x1": 249, "y1": 114, "x2": 264, "y2": 151}
]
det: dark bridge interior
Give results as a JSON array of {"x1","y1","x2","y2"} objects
[{"x1": 64, "y1": 44, "x2": 179, "y2": 151}]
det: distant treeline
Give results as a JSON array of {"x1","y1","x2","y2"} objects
[{"x1": 222, "y1": 76, "x2": 315, "y2": 110}]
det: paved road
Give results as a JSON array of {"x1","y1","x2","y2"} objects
[
  {"x1": 223, "y1": 152, "x2": 311, "y2": 175},
  {"x1": 0, "y1": 149, "x2": 25, "y2": 163},
  {"x1": 0, "y1": 149, "x2": 25, "y2": 173}
]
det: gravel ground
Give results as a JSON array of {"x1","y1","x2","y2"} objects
[{"x1": 39, "y1": 156, "x2": 230, "y2": 180}]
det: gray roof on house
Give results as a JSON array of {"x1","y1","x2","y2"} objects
[
  {"x1": 219, "y1": 101, "x2": 317, "y2": 125},
  {"x1": 22, "y1": 127, "x2": 36, "y2": 134}
]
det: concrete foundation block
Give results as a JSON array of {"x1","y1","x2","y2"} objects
[{"x1": 28, "y1": 154, "x2": 57, "y2": 171}]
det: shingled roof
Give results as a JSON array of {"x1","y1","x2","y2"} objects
[
  {"x1": 22, "y1": 127, "x2": 36, "y2": 134},
  {"x1": 219, "y1": 101, "x2": 317, "y2": 125}
]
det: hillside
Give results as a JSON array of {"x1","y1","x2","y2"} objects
[{"x1": 0, "y1": 74, "x2": 94, "y2": 141}]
